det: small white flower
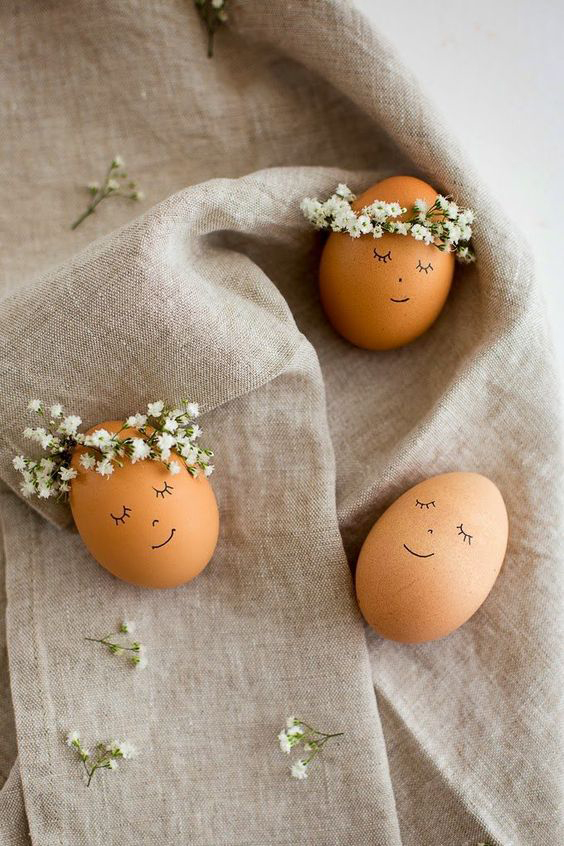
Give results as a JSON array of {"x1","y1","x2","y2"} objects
[
  {"x1": 147, "y1": 401, "x2": 164, "y2": 417},
  {"x1": 119, "y1": 620, "x2": 134, "y2": 633},
  {"x1": 20, "y1": 481, "x2": 35, "y2": 498},
  {"x1": 28, "y1": 399, "x2": 42, "y2": 413},
  {"x1": 413, "y1": 198, "x2": 429, "y2": 216},
  {"x1": 66, "y1": 730, "x2": 81, "y2": 747},
  {"x1": 346, "y1": 218, "x2": 363, "y2": 238},
  {"x1": 50, "y1": 403, "x2": 63, "y2": 419},
  {"x1": 291, "y1": 760, "x2": 308, "y2": 780},
  {"x1": 115, "y1": 741, "x2": 136, "y2": 760},
  {"x1": 12, "y1": 455, "x2": 26, "y2": 471},
  {"x1": 364, "y1": 200, "x2": 388, "y2": 223},
  {"x1": 181, "y1": 444, "x2": 199, "y2": 463},
  {"x1": 204, "y1": 464, "x2": 214, "y2": 477},
  {"x1": 23, "y1": 427, "x2": 34, "y2": 439},
  {"x1": 59, "y1": 466, "x2": 77, "y2": 481},
  {"x1": 130, "y1": 438, "x2": 151, "y2": 463},
  {"x1": 40, "y1": 457, "x2": 55, "y2": 473},
  {"x1": 410, "y1": 223, "x2": 427, "y2": 241},
  {"x1": 386, "y1": 202, "x2": 404, "y2": 218},
  {"x1": 300, "y1": 197, "x2": 320, "y2": 219},
  {"x1": 107, "y1": 179, "x2": 119, "y2": 191},
  {"x1": 130, "y1": 413, "x2": 148, "y2": 428},
  {"x1": 41, "y1": 433, "x2": 56, "y2": 450},
  {"x1": 458, "y1": 208, "x2": 474, "y2": 225},
  {"x1": 59, "y1": 415, "x2": 82, "y2": 436},
  {"x1": 287, "y1": 725, "x2": 304, "y2": 738},
  {"x1": 357, "y1": 214, "x2": 373, "y2": 234},
  {"x1": 335, "y1": 183, "x2": 355, "y2": 201},
  {"x1": 108, "y1": 759, "x2": 118, "y2": 770},
  {"x1": 37, "y1": 483, "x2": 53, "y2": 498},
  {"x1": 286, "y1": 717, "x2": 298, "y2": 729},
  {"x1": 444, "y1": 221, "x2": 462, "y2": 244},
  {"x1": 156, "y1": 433, "x2": 175, "y2": 461},
  {"x1": 79, "y1": 453, "x2": 96, "y2": 470},
  {"x1": 86, "y1": 428, "x2": 112, "y2": 449},
  {"x1": 163, "y1": 417, "x2": 179, "y2": 433},
  {"x1": 131, "y1": 190, "x2": 144, "y2": 201},
  {"x1": 59, "y1": 481, "x2": 70, "y2": 493},
  {"x1": 372, "y1": 224, "x2": 383, "y2": 239},
  {"x1": 278, "y1": 731, "x2": 292, "y2": 754},
  {"x1": 436, "y1": 194, "x2": 449, "y2": 211},
  {"x1": 212, "y1": 0, "x2": 224, "y2": 7},
  {"x1": 459, "y1": 224, "x2": 472, "y2": 242},
  {"x1": 96, "y1": 458, "x2": 114, "y2": 477},
  {"x1": 169, "y1": 461, "x2": 181, "y2": 475},
  {"x1": 87, "y1": 182, "x2": 100, "y2": 192},
  {"x1": 447, "y1": 201, "x2": 459, "y2": 220},
  {"x1": 111, "y1": 156, "x2": 124, "y2": 168}
]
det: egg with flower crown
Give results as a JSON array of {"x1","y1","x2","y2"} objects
[
  {"x1": 70, "y1": 408, "x2": 219, "y2": 588},
  {"x1": 301, "y1": 175, "x2": 475, "y2": 350},
  {"x1": 13, "y1": 399, "x2": 219, "y2": 589},
  {"x1": 355, "y1": 472, "x2": 508, "y2": 643}
]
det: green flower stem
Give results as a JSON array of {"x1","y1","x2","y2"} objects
[
  {"x1": 84, "y1": 636, "x2": 139, "y2": 653},
  {"x1": 70, "y1": 191, "x2": 107, "y2": 230}
]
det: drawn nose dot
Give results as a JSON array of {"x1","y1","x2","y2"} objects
[
  {"x1": 427, "y1": 528, "x2": 433, "y2": 534},
  {"x1": 152, "y1": 519, "x2": 159, "y2": 527},
  {"x1": 399, "y1": 277, "x2": 403, "y2": 282}
]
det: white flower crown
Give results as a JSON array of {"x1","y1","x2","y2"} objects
[
  {"x1": 301, "y1": 184, "x2": 476, "y2": 263},
  {"x1": 13, "y1": 399, "x2": 214, "y2": 501}
]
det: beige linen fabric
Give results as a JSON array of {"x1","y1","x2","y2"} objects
[{"x1": 0, "y1": 1, "x2": 561, "y2": 844}]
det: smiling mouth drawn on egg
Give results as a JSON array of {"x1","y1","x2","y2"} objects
[
  {"x1": 390, "y1": 297, "x2": 410, "y2": 303},
  {"x1": 152, "y1": 528, "x2": 176, "y2": 550},
  {"x1": 403, "y1": 543, "x2": 434, "y2": 558}
]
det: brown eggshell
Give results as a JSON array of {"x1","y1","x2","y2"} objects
[
  {"x1": 319, "y1": 175, "x2": 455, "y2": 349},
  {"x1": 69, "y1": 421, "x2": 219, "y2": 589},
  {"x1": 355, "y1": 473, "x2": 508, "y2": 643}
]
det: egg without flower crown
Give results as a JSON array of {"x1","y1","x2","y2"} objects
[
  {"x1": 355, "y1": 472, "x2": 508, "y2": 643},
  {"x1": 69, "y1": 421, "x2": 219, "y2": 588},
  {"x1": 319, "y1": 175, "x2": 456, "y2": 349}
]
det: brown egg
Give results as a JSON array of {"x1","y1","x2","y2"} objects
[
  {"x1": 319, "y1": 175, "x2": 455, "y2": 349},
  {"x1": 355, "y1": 473, "x2": 508, "y2": 643},
  {"x1": 69, "y1": 421, "x2": 219, "y2": 589}
]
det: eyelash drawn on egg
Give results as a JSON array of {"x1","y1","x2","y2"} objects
[
  {"x1": 373, "y1": 249, "x2": 392, "y2": 263},
  {"x1": 416, "y1": 260, "x2": 433, "y2": 274},
  {"x1": 457, "y1": 523, "x2": 473, "y2": 545},
  {"x1": 415, "y1": 499, "x2": 436, "y2": 510},
  {"x1": 110, "y1": 505, "x2": 131, "y2": 525},
  {"x1": 153, "y1": 481, "x2": 174, "y2": 498}
]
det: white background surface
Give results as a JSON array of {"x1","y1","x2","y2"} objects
[{"x1": 354, "y1": 0, "x2": 564, "y2": 377}]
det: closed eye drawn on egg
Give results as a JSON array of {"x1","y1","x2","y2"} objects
[
  {"x1": 457, "y1": 523, "x2": 473, "y2": 545},
  {"x1": 416, "y1": 260, "x2": 433, "y2": 274},
  {"x1": 153, "y1": 481, "x2": 174, "y2": 498},
  {"x1": 110, "y1": 505, "x2": 131, "y2": 525},
  {"x1": 373, "y1": 249, "x2": 392, "y2": 263},
  {"x1": 415, "y1": 499, "x2": 436, "y2": 510}
]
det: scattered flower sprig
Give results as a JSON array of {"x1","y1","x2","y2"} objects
[
  {"x1": 301, "y1": 184, "x2": 476, "y2": 263},
  {"x1": 195, "y1": 0, "x2": 228, "y2": 58},
  {"x1": 85, "y1": 621, "x2": 147, "y2": 669},
  {"x1": 278, "y1": 717, "x2": 344, "y2": 780},
  {"x1": 66, "y1": 731, "x2": 137, "y2": 787},
  {"x1": 12, "y1": 399, "x2": 214, "y2": 501},
  {"x1": 70, "y1": 156, "x2": 144, "y2": 230}
]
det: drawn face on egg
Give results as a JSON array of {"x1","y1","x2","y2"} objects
[
  {"x1": 69, "y1": 422, "x2": 219, "y2": 589},
  {"x1": 319, "y1": 175, "x2": 456, "y2": 350},
  {"x1": 355, "y1": 472, "x2": 508, "y2": 643}
]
